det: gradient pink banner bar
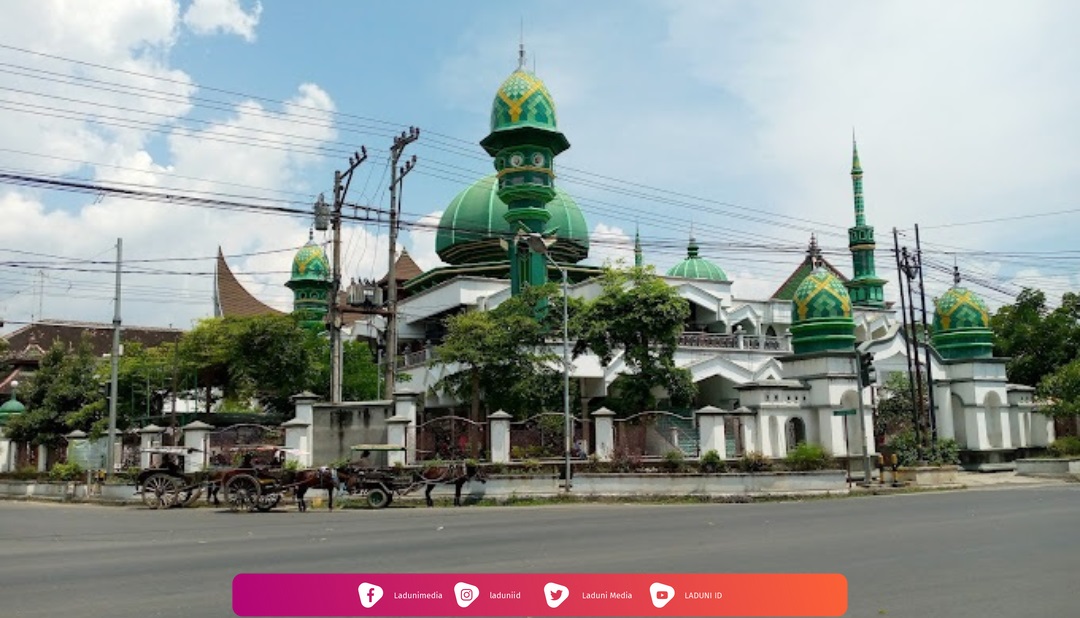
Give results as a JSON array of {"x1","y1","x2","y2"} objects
[{"x1": 233, "y1": 573, "x2": 847, "y2": 616}]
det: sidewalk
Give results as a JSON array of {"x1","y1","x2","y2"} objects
[{"x1": 955, "y1": 470, "x2": 1075, "y2": 489}]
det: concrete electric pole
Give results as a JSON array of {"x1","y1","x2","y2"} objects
[
  {"x1": 384, "y1": 127, "x2": 419, "y2": 400},
  {"x1": 326, "y1": 147, "x2": 368, "y2": 404}
]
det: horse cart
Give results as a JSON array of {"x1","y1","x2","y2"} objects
[
  {"x1": 215, "y1": 445, "x2": 308, "y2": 513},
  {"x1": 346, "y1": 444, "x2": 424, "y2": 509},
  {"x1": 134, "y1": 446, "x2": 206, "y2": 509}
]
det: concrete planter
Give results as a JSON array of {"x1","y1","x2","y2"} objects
[
  {"x1": 1015, "y1": 458, "x2": 1080, "y2": 478},
  {"x1": 893, "y1": 466, "x2": 960, "y2": 487}
]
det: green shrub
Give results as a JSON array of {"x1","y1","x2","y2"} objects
[
  {"x1": 699, "y1": 449, "x2": 727, "y2": 473},
  {"x1": 610, "y1": 447, "x2": 643, "y2": 473},
  {"x1": 8, "y1": 465, "x2": 43, "y2": 481},
  {"x1": 1048, "y1": 436, "x2": 1080, "y2": 457},
  {"x1": 886, "y1": 430, "x2": 961, "y2": 466},
  {"x1": 49, "y1": 461, "x2": 84, "y2": 481},
  {"x1": 785, "y1": 443, "x2": 834, "y2": 471},
  {"x1": 663, "y1": 450, "x2": 687, "y2": 472},
  {"x1": 735, "y1": 451, "x2": 773, "y2": 473},
  {"x1": 283, "y1": 459, "x2": 300, "y2": 472}
]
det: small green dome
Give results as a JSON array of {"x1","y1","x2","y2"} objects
[
  {"x1": 793, "y1": 267, "x2": 853, "y2": 322},
  {"x1": 290, "y1": 236, "x2": 330, "y2": 283},
  {"x1": 932, "y1": 287, "x2": 994, "y2": 359},
  {"x1": 0, "y1": 395, "x2": 25, "y2": 426},
  {"x1": 480, "y1": 67, "x2": 569, "y2": 157},
  {"x1": 666, "y1": 237, "x2": 727, "y2": 281},
  {"x1": 436, "y1": 175, "x2": 588, "y2": 265},
  {"x1": 790, "y1": 267, "x2": 855, "y2": 354},
  {"x1": 932, "y1": 287, "x2": 990, "y2": 332}
]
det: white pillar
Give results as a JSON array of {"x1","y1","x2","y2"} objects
[
  {"x1": 139, "y1": 425, "x2": 164, "y2": 469},
  {"x1": 181, "y1": 421, "x2": 212, "y2": 473},
  {"x1": 1030, "y1": 412, "x2": 1054, "y2": 447},
  {"x1": 290, "y1": 391, "x2": 319, "y2": 468},
  {"x1": 0, "y1": 431, "x2": 12, "y2": 473},
  {"x1": 592, "y1": 407, "x2": 616, "y2": 462},
  {"x1": 695, "y1": 406, "x2": 727, "y2": 460},
  {"x1": 935, "y1": 384, "x2": 955, "y2": 441},
  {"x1": 393, "y1": 389, "x2": 420, "y2": 464},
  {"x1": 488, "y1": 411, "x2": 512, "y2": 464},
  {"x1": 742, "y1": 415, "x2": 758, "y2": 455},
  {"x1": 281, "y1": 418, "x2": 310, "y2": 467},
  {"x1": 386, "y1": 416, "x2": 410, "y2": 467}
]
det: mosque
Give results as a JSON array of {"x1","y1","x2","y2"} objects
[{"x1": 211, "y1": 50, "x2": 1054, "y2": 470}]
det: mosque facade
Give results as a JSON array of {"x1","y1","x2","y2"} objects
[{"x1": 216, "y1": 51, "x2": 1054, "y2": 469}]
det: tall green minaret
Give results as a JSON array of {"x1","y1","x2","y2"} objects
[
  {"x1": 480, "y1": 45, "x2": 570, "y2": 296},
  {"x1": 633, "y1": 225, "x2": 643, "y2": 267},
  {"x1": 845, "y1": 138, "x2": 887, "y2": 307}
]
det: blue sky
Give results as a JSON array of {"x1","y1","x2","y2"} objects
[{"x1": 1, "y1": 0, "x2": 1079, "y2": 331}]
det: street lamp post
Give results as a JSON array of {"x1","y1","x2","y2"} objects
[{"x1": 524, "y1": 233, "x2": 572, "y2": 493}]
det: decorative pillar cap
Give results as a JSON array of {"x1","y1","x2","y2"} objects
[
  {"x1": 181, "y1": 420, "x2": 214, "y2": 431},
  {"x1": 139, "y1": 424, "x2": 164, "y2": 434},
  {"x1": 290, "y1": 391, "x2": 321, "y2": 403},
  {"x1": 694, "y1": 405, "x2": 726, "y2": 416},
  {"x1": 281, "y1": 418, "x2": 310, "y2": 428},
  {"x1": 386, "y1": 416, "x2": 412, "y2": 425},
  {"x1": 488, "y1": 410, "x2": 512, "y2": 420},
  {"x1": 591, "y1": 407, "x2": 616, "y2": 418},
  {"x1": 65, "y1": 429, "x2": 88, "y2": 439}
]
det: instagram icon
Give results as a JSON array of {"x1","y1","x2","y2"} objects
[{"x1": 455, "y1": 582, "x2": 479, "y2": 608}]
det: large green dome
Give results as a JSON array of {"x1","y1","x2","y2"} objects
[
  {"x1": 790, "y1": 267, "x2": 855, "y2": 354},
  {"x1": 436, "y1": 175, "x2": 588, "y2": 265},
  {"x1": 289, "y1": 236, "x2": 330, "y2": 283},
  {"x1": 666, "y1": 236, "x2": 727, "y2": 281},
  {"x1": 932, "y1": 287, "x2": 993, "y2": 359}
]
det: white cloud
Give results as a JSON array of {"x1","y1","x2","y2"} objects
[
  {"x1": 183, "y1": 0, "x2": 262, "y2": 42},
  {"x1": 586, "y1": 223, "x2": 634, "y2": 268}
]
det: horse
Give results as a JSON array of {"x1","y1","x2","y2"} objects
[
  {"x1": 291, "y1": 466, "x2": 358, "y2": 512},
  {"x1": 415, "y1": 461, "x2": 486, "y2": 507}
]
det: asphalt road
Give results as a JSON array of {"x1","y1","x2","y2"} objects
[{"x1": 0, "y1": 485, "x2": 1076, "y2": 618}]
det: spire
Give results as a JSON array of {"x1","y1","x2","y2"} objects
[
  {"x1": 308, "y1": 227, "x2": 314, "y2": 241},
  {"x1": 518, "y1": 20, "x2": 527, "y2": 70},
  {"x1": 953, "y1": 262, "x2": 961, "y2": 286},
  {"x1": 807, "y1": 233, "x2": 822, "y2": 268},
  {"x1": 687, "y1": 225, "x2": 699, "y2": 258},
  {"x1": 633, "y1": 223, "x2": 642, "y2": 267},
  {"x1": 852, "y1": 132, "x2": 865, "y2": 226}
]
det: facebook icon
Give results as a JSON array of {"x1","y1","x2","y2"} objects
[{"x1": 358, "y1": 583, "x2": 384, "y2": 608}]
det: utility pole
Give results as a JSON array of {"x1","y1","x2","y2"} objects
[
  {"x1": 384, "y1": 127, "x2": 420, "y2": 400},
  {"x1": 893, "y1": 228, "x2": 921, "y2": 449},
  {"x1": 106, "y1": 238, "x2": 122, "y2": 480},
  {"x1": 901, "y1": 246, "x2": 928, "y2": 452},
  {"x1": 914, "y1": 224, "x2": 938, "y2": 442},
  {"x1": 325, "y1": 148, "x2": 368, "y2": 404}
]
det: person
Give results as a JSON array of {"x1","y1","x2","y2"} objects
[
  {"x1": 163, "y1": 454, "x2": 180, "y2": 474},
  {"x1": 240, "y1": 452, "x2": 254, "y2": 468}
]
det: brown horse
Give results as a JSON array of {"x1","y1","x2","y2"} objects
[
  {"x1": 292, "y1": 467, "x2": 357, "y2": 512},
  {"x1": 416, "y1": 462, "x2": 486, "y2": 507}
]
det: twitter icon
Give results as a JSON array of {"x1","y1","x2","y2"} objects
[{"x1": 543, "y1": 582, "x2": 570, "y2": 608}]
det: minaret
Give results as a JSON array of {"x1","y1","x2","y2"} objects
[
  {"x1": 845, "y1": 138, "x2": 887, "y2": 307},
  {"x1": 480, "y1": 46, "x2": 570, "y2": 295},
  {"x1": 633, "y1": 224, "x2": 642, "y2": 267}
]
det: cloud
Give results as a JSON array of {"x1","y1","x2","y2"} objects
[
  {"x1": 586, "y1": 223, "x2": 633, "y2": 268},
  {"x1": 183, "y1": 0, "x2": 263, "y2": 42}
]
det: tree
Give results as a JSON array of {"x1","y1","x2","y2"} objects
[
  {"x1": 5, "y1": 335, "x2": 104, "y2": 445},
  {"x1": 573, "y1": 265, "x2": 695, "y2": 413},
  {"x1": 434, "y1": 283, "x2": 566, "y2": 421},
  {"x1": 1036, "y1": 358, "x2": 1080, "y2": 422},
  {"x1": 874, "y1": 373, "x2": 925, "y2": 443},
  {"x1": 992, "y1": 289, "x2": 1080, "y2": 387}
]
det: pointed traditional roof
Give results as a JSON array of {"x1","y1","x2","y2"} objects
[
  {"x1": 771, "y1": 235, "x2": 849, "y2": 301},
  {"x1": 378, "y1": 249, "x2": 424, "y2": 285},
  {"x1": 215, "y1": 248, "x2": 285, "y2": 318}
]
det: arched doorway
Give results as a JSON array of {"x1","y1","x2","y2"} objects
[{"x1": 785, "y1": 417, "x2": 806, "y2": 452}]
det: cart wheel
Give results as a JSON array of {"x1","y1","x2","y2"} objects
[
  {"x1": 367, "y1": 488, "x2": 391, "y2": 509},
  {"x1": 141, "y1": 473, "x2": 180, "y2": 510},
  {"x1": 225, "y1": 474, "x2": 261, "y2": 512},
  {"x1": 254, "y1": 493, "x2": 281, "y2": 512}
]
